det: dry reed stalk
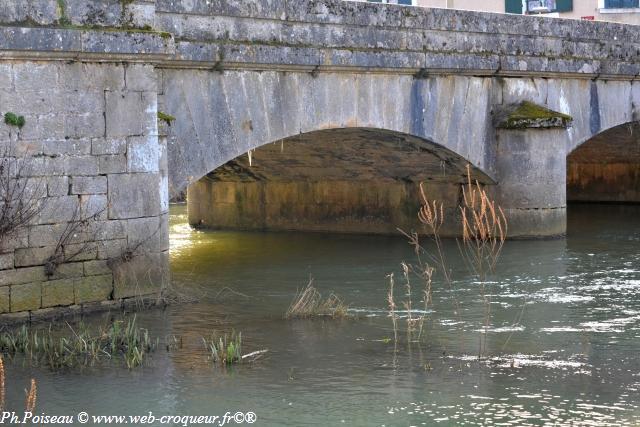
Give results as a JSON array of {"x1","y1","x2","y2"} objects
[
  {"x1": 458, "y1": 164, "x2": 508, "y2": 358},
  {"x1": 0, "y1": 357, "x2": 37, "y2": 412},
  {"x1": 412, "y1": 182, "x2": 466, "y2": 350},
  {"x1": 387, "y1": 273, "x2": 398, "y2": 343},
  {"x1": 402, "y1": 263, "x2": 414, "y2": 333},
  {"x1": 285, "y1": 280, "x2": 349, "y2": 319},
  {"x1": 458, "y1": 165, "x2": 507, "y2": 279},
  {"x1": 25, "y1": 379, "x2": 36, "y2": 412},
  {"x1": 0, "y1": 357, "x2": 5, "y2": 411},
  {"x1": 416, "y1": 265, "x2": 434, "y2": 341}
]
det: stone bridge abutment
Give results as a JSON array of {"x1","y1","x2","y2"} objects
[{"x1": 1, "y1": 0, "x2": 639, "y2": 319}]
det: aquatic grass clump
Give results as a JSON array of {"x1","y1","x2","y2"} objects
[
  {"x1": 285, "y1": 281, "x2": 350, "y2": 319},
  {"x1": 0, "y1": 357, "x2": 37, "y2": 412},
  {"x1": 0, "y1": 316, "x2": 159, "y2": 369},
  {"x1": 203, "y1": 331, "x2": 242, "y2": 365},
  {"x1": 202, "y1": 332, "x2": 268, "y2": 365}
]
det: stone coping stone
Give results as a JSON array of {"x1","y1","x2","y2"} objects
[
  {"x1": 155, "y1": 0, "x2": 640, "y2": 44},
  {"x1": 0, "y1": 26, "x2": 175, "y2": 57},
  {"x1": 495, "y1": 101, "x2": 573, "y2": 129}
]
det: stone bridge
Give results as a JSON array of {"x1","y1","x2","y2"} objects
[{"x1": 0, "y1": 0, "x2": 639, "y2": 319}]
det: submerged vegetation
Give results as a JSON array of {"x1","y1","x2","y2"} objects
[{"x1": 285, "y1": 280, "x2": 350, "y2": 319}]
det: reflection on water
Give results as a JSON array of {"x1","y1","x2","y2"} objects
[{"x1": 4, "y1": 204, "x2": 640, "y2": 425}]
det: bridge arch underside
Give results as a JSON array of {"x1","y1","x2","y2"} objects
[
  {"x1": 568, "y1": 122, "x2": 640, "y2": 204},
  {"x1": 186, "y1": 128, "x2": 492, "y2": 237}
]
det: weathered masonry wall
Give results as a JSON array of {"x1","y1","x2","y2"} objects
[
  {"x1": 188, "y1": 179, "x2": 466, "y2": 237},
  {"x1": 0, "y1": 31, "x2": 172, "y2": 320}
]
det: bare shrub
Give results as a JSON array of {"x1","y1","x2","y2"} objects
[
  {"x1": 0, "y1": 143, "x2": 46, "y2": 250},
  {"x1": 44, "y1": 204, "x2": 105, "y2": 277}
]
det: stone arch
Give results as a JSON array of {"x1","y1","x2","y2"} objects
[
  {"x1": 184, "y1": 126, "x2": 494, "y2": 236},
  {"x1": 562, "y1": 80, "x2": 639, "y2": 156},
  {"x1": 567, "y1": 121, "x2": 640, "y2": 203},
  {"x1": 160, "y1": 70, "x2": 497, "y2": 197}
]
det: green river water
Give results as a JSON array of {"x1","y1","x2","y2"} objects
[{"x1": 3, "y1": 204, "x2": 640, "y2": 426}]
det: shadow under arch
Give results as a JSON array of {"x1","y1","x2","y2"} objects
[
  {"x1": 567, "y1": 121, "x2": 640, "y2": 204},
  {"x1": 185, "y1": 127, "x2": 494, "y2": 237}
]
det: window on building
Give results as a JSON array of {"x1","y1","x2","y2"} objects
[
  {"x1": 604, "y1": 0, "x2": 639, "y2": 8},
  {"x1": 505, "y1": 0, "x2": 572, "y2": 14}
]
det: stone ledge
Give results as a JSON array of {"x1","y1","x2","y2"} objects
[
  {"x1": 495, "y1": 101, "x2": 573, "y2": 129},
  {"x1": 162, "y1": 40, "x2": 636, "y2": 79},
  {"x1": 0, "y1": 26, "x2": 175, "y2": 60}
]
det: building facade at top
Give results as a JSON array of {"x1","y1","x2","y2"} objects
[{"x1": 365, "y1": 0, "x2": 640, "y2": 24}]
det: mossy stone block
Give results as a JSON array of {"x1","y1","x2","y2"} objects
[
  {"x1": 496, "y1": 101, "x2": 573, "y2": 129},
  {"x1": 113, "y1": 252, "x2": 168, "y2": 299},
  {"x1": 11, "y1": 282, "x2": 42, "y2": 312},
  {"x1": 42, "y1": 278, "x2": 75, "y2": 308},
  {"x1": 0, "y1": 287, "x2": 9, "y2": 313},
  {"x1": 75, "y1": 274, "x2": 113, "y2": 304}
]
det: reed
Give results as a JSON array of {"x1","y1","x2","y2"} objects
[
  {"x1": 0, "y1": 357, "x2": 4, "y2": 410},
  {"x1": 202, "y1": 331, "x2": 242, "y2": 365},
  {"x1": 285, "y1": 280, "x2": 350, "y2": 319},
  {"x1": 387, "y1": 273, "x2": 398, "y2": 343},
  {"x1": 458, "y1": 164, "x2": 507, "y2": 358},
  {"x1": 202, "y1": 331, "x2": 268, "y2": 365},
  {"x1": 458, "y1": 164, "x2": 507, "y2": 280},
  {"x1": 25, "y1": 379, "x2": 36, "y2": 412},
  {"x1": 391, "y1": 164, "x2": 508, "y2": 356},
  {"x1": 0, "y1": 357, "x2": 37, "y2": 412}
]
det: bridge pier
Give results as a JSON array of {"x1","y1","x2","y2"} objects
[{"x1": 495, "y1": 129, "x2": 569, "y2": 238}]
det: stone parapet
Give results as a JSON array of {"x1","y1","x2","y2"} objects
[
  {"x1": 0, "y1": 1, "x2": 639, "y2": 78},
  {"x1": 154, "y1": 0, "x2": 640, "y2": 79}
]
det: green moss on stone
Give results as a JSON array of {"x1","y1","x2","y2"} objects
[
  {"x1": 509, "y1": 101, "x2": 572, "y2": 121},
  {"x1": 498, "y1": 101, "x2": 573, "y2": 129},
  {"x1": 56, "y1": 0, "x2": 72, "y2": 27},
  {"x1": 4, "y1": 112, "x2": 26, "y2": 129},
  {"x1": 157, "y1": 111, "x2": 176, "y2": 126}
]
